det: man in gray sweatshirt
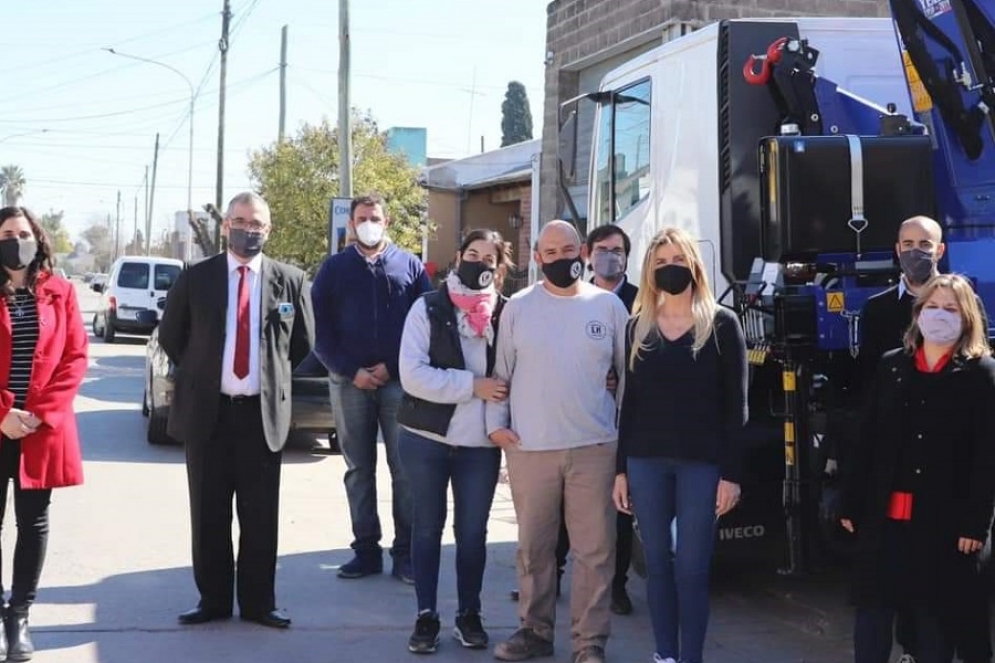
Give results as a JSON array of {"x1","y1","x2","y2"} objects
[{"x1": 487, "y1": 221, "x2": 629, "y2": 663}]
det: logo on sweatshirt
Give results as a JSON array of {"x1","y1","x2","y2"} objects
[{"x1": 586, "y1": 320, "x2": 607, "y2": 340}]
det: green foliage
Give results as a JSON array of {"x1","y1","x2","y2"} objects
[
  {"x1": 501, "y1": 81, "x2": 534, "y2": 147},
  {"x1": 0, "y1": 165, "x2": 26, "y2": 207},
  {"x1": 248, "y1": 112, "x2": 429, "y2": 272},
  {"x1": 39, "y1": 209, "x2": 72, "y2": 254}
]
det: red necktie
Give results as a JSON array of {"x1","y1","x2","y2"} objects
[{"x1": 234, "y1": 265, "x2": 250, "y2": 379}]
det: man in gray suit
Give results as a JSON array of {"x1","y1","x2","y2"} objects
[{"x1": 158, "y1": 192, "x2": 314, "y2": 629}]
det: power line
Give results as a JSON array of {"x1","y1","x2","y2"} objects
[
  {"x1": 0, "y1": 68, "x2": 277, "y2": 124},
  {"x1": 0, "y1": 40, "x2": 219, "y2": 107},
  {"x1": 0, "y1": 12, "x2": 219, "y2": 76}
]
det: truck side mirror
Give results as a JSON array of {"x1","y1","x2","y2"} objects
[{"x1": 558, "y1": 109, "x2": 578, "y2": 182}]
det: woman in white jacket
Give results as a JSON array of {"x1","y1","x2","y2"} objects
[{"x1": 397, "y1": 229, "x2": 514, "y2": 655}]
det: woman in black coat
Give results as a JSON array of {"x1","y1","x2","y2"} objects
[{"x1": 840, "y1": 273, "x2": 995, "y2": 663}]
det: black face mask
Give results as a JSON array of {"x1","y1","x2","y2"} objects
[
  {"x1": 456, "y1": 260, "x2": 496, "y2": 291},
  {"x1": 0, "y1": 238, "x2": 37, "y2": 271},
  {"x1": 541, "y1": 257, "x2": 584, "y2": 289},
  {"x1": 654, "y1": 264, "x2": 694, "y2": 295},
  {"x1": 228, "y1": 228, "x2": 266, "y2": 258},
  {"x1": 898, "y1": 248, "x2": 935, "y2": 285}
]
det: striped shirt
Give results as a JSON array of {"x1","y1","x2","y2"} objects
[{"x1": 8, "y1": 289, "x2": 38, "y2": 409}]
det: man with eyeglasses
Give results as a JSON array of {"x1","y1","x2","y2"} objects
[
  {"x1": 508, "y1": 225, "x2": 638, "y2": 616},
  {"x1": 158, "y1": 192, "x2": 315, "y2": 629}
]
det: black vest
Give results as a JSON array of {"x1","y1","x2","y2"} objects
[{"x1": 396, "y1": 284, "x2": 504, "y2": 437}]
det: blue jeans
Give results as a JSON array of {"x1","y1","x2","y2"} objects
[
  {"x1": 328, "y1": 376, "x2": 410, "y2": 559},
  {"x1": 398, "y1": 429, "x2": 501, "y2": 615},
  {"x1": 627, "y1": 457, "x2": 720, "y2": 663}
]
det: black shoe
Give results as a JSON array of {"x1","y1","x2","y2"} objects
[
  {"x1": 0, "y1": 608, "x2": 8, "y2": 661},
  {"x1": 241, "y1": 609, "x2": 291, "y2": 629},
  {"x1": 5, "y1": 611, "x2": 33, "y2": 662},
  {"x1": 408, "y1": 611, "x2": 440, "y2": 654},
  {"x1": 454, "y1": 611, "x2": 488, "y2": 649},
  {"x1": 178, "y1": 606, "x2": 232, "y2": 625},
  {"x1": 509, "y1": 588, "x2": 520, "y2": 602},
  {"x1": 610, "y1": 584, "x2": 632, "y2": 615},
  {"x1": 338, "y1": 553, "x2": 384, "y2": 579}
]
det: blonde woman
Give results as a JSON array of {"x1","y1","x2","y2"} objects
[
  {"x1": 840, "y1": 274, "x2": 995, "y2": 663},
  {"x1": 613, "y1": 228, "x2": 747, "y2": 663}
]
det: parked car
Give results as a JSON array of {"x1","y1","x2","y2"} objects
[
  {"x1": 138, "y1": 304, "x2": 337, "y2": 448},
  {"x1": 92, "y1": 257, "x2": 184, "y2": 343}
]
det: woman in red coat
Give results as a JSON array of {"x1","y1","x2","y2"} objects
[{"x1": 0, "y1": 206, "x2": 86, "y2": 661}]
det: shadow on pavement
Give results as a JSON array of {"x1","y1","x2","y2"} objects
[{"x1": 26, "y1": 543, "x2": 863, "y2": 663}]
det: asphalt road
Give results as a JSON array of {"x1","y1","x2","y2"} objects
[{"x1": 2, "y1": 281, "x2": 860, "y2": 663}]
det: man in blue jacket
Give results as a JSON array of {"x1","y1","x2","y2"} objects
[{"x1": 311, "y1": 193, "x2": 433, "y2": 583}]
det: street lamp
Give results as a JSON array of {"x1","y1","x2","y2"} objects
[
  {"x1": 0, "y1": 129, "x2": 48, "y2": 145},
  {"x1": 103, "y1": 48, "x2": 195, "y2": 258}
]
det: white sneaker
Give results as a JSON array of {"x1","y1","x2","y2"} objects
[
  {"x1": 653, "y1": 655, "x2": 677, "y2": 663},
  {"x1": 897, "y1": 656, "x2": 916, "y2": 663}
]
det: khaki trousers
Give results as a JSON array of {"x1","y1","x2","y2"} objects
[{"x1": 505, "y1": 443, "x2": 617, "y2": 652}]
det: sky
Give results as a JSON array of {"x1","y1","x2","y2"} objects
[{"x1": 0, "y1": 0, "x2": 548, "y2": 243}]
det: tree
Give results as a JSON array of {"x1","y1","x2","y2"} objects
[
  {"x1": 248, "y1": 112, "x2": 429, "y2": 271},
  {"x1": 39, "y1": 209, "x2": 72, "y2": 254},
  {"x1": 0, "y1": 165, "x2": 26, "y2": 207},
  {"x1": 501, "y1": 81, "x2": 534, "y2": 147},
  {"x1": 81, "y1": 221, "x2": 113, "y2": 272}
]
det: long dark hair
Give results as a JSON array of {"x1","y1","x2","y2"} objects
[{"x1": 0, "y1": 206, "x2": 54, "y2": 299}]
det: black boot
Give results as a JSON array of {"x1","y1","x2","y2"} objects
[
  {"x1": 0, "y1": 606, "x2": 7, "y2": 660},
  {"x1": 6, "y1": 608, "x2": 34, "y2": 662}
]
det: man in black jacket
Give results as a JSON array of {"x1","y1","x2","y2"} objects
[{"x1": 158, "y1": 192, "x2": 314, "y2": 629}]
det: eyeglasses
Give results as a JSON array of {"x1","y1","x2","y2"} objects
[{"x1": 229, "y1": 218, "x2": 269, "y2": 232}]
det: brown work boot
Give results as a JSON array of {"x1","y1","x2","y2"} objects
[
  {"x1": 493, "y1": 627, "x2": 554, "y2": 661},
  {"x1": 573, "y1": 645, "x2": 606, "y2": 663}
]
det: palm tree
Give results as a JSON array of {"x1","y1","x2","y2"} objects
[{"x1": 0, "y1": 165, "x2": 26, "y2": 207}]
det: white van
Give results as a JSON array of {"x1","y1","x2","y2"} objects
[{"x1": 92, "y1": 256, "x2": 185, "y2": 343}]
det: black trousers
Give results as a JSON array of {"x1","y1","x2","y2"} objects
[
  {"x1": 185, "y1": 397, "x2": 282, "y2": 617},
  {"x1": 0, "y1": 437, "x2": 52, "y2": 612},
  {"x1": 555, "y1": 506, "x2": 634, "y2": 588}
]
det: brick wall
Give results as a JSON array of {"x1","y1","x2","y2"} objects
[{"x1": 539, "y1": 0, "x2": 891, "y2": 228}]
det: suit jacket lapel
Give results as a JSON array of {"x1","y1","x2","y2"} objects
[
  {"x1": 260, "y1": 255, "x2": 285, "y2": 339},
  {"x1": 212, "y1": 253, "x2": 229, "y2": 330}
]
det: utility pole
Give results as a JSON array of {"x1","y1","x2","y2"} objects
[
  {"x1": 338, "y1": 0, "x2": 353, "y2": 198},
  {"x1": 215, "y1": 0, "x2": 232, "y2": 252},
  {"x1": 115, "y1": 190, "x2": 121, "y2": 261},
  {"x1": 133, "y1": 195, "x2": 138, "y2": 253},
  {"x1": 148, "y1": 133, "x2": 160, "y2": 256},
  {"x1": 279, "y1": 25, "x2": 288, "y2": 141},
  {"x1": 143, "y1": 165, "x2": 149, "y2": 240}
]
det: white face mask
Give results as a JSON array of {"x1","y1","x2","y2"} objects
[{"x1": 355, "y1": 221, "x2": 386, "y2": 247}]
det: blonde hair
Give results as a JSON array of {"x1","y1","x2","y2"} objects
[
  {"x1": 903, "y1": 273, "x2": 991, "y2": 358},
  {"x1": 629, "y1": 228, "x2": 717, "y2": 370}
]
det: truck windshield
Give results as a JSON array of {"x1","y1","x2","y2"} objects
[{"x1": 593, "y1": 78, "x2": 652, "y2": 226}]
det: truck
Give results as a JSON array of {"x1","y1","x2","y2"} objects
[{"x1": 557, "y1": 0, "x2": 995, "y2": 574}]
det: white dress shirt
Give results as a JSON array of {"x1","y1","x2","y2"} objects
[{"x1": 221, "y1": 251, "x2": 263, "y2": 396}]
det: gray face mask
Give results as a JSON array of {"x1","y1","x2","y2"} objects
[
  {"x1": 899, "y1": 248, "x2": 936, "y2": 285},
  {"x1": 592, "y1": 251, "x2": 625, "y2": 281}
]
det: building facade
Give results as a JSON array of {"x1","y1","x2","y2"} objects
[{"x1": 539, "y1": 0, "x2": 890, "y2": 230}]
